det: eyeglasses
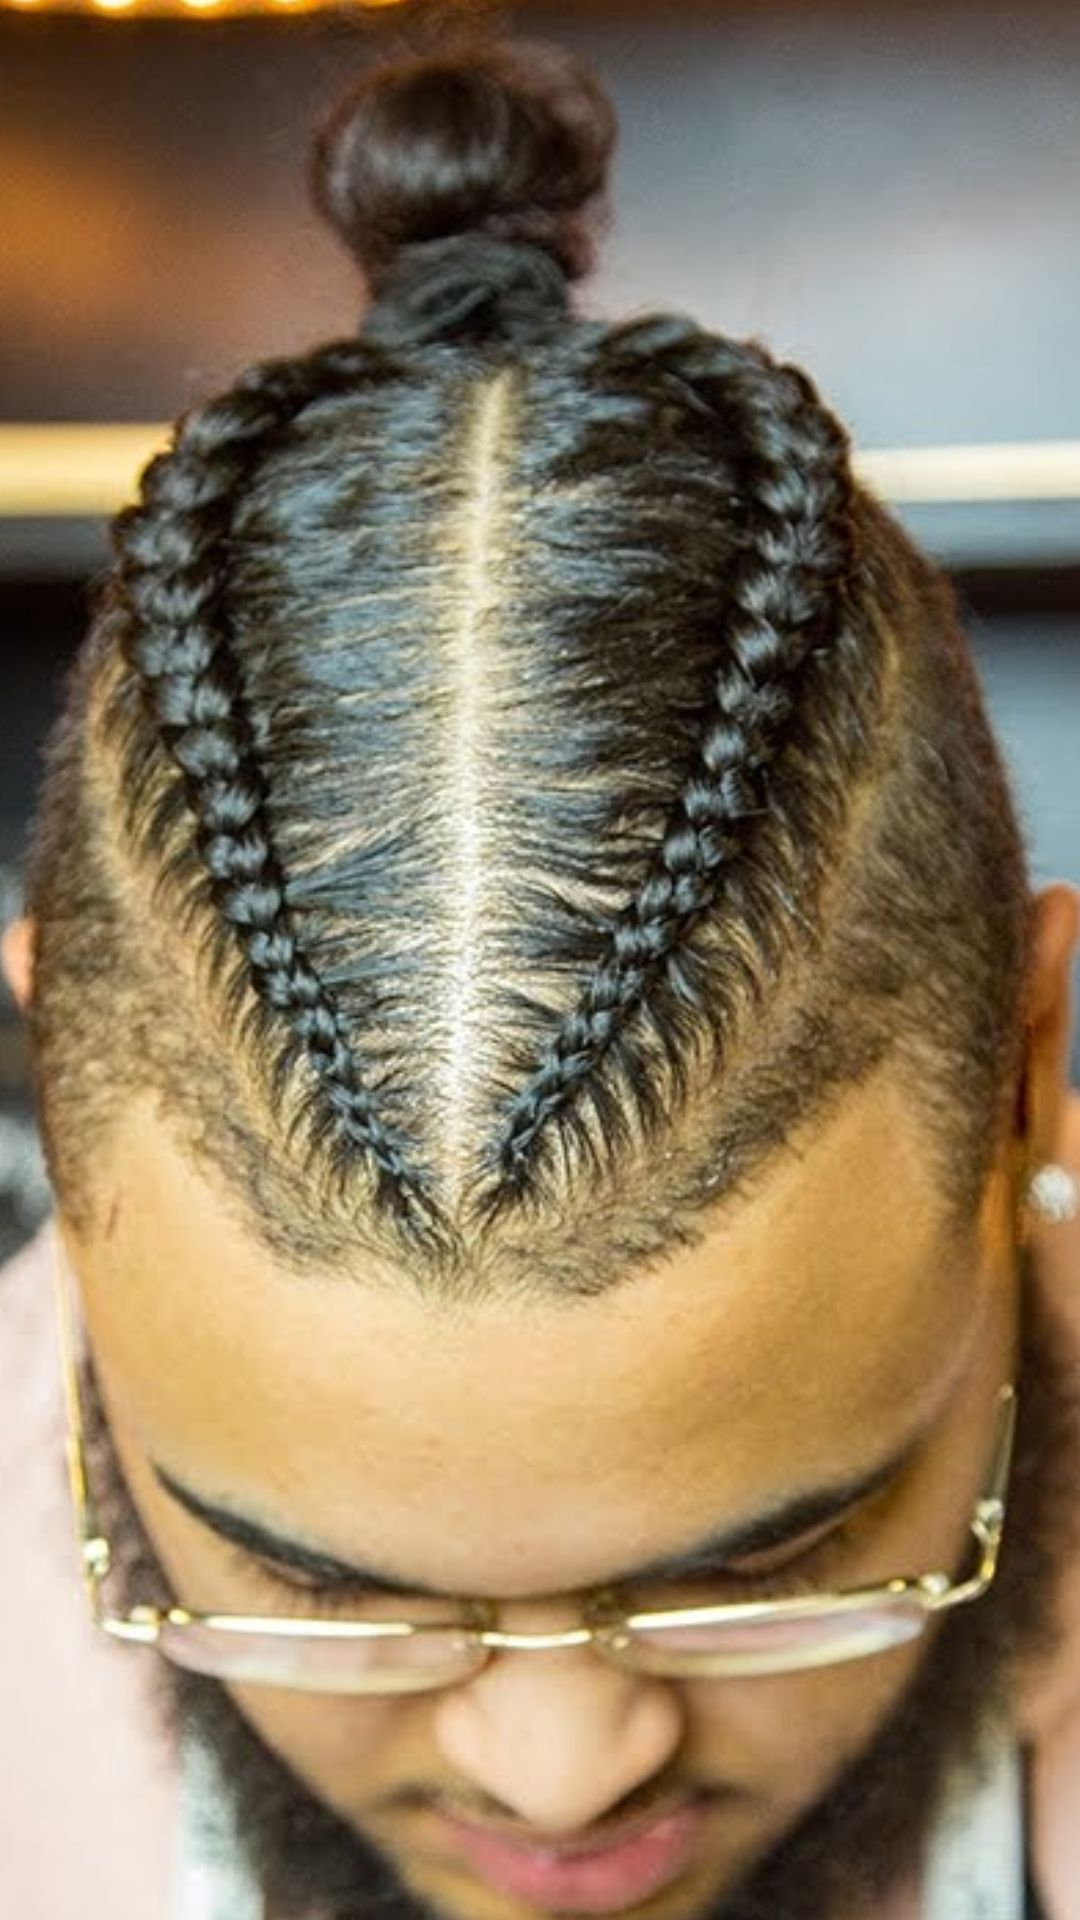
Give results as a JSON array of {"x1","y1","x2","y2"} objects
[{"x1": 53, "y1": 1236, "x2": 1017, "y2": 1694}]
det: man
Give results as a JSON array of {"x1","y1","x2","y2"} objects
[{"x1": 2, "y1": 886, "x2": 1079, "y2": 1920}]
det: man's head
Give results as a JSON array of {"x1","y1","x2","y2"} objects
[{"x1": 27, "y1": 981, "x2": 1080, "y2": 1920}]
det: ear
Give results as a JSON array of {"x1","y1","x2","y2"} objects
[
  {"x1": 1, "y1": 915, "x2": 34, "y2": 1013},
  {"x1": 1016, "y1": 882, "x2": 1080, "y2": 1164}
]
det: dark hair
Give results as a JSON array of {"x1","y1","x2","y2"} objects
[{"x1": 26, "y1": 35, "x2": 1030, "y2": 1293}]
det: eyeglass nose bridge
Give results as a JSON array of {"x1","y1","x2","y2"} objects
[
  {"x1": 473, "y1": 1623, "x2": 597, "y2": 1653},
  {"x1": 464, "y1": 1589, "x2": 628, "y2": 1656}
]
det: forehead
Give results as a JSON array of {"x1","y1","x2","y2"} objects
[{"x1": 77, "y1": 1070, "x2": 986, "y2": 1596}]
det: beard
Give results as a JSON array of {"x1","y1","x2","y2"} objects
[{"x1": 79, "y1": 1256, "x2": 1078, "y2": 1920}]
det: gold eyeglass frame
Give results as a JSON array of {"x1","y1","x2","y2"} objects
[{"x1": 52, "y1": 1234, "x2": 1018, "y2": 1690}]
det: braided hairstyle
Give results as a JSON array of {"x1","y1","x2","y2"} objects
[
  {"x1": 109, "y1": 345, "x2": 443, "y2": 1240},
  {"x1": 495, "y1": 324, "x2": 856, "y2": 1187},
  {"x1": 26, "y1": 35, "x2": 1028, "y2": 1288}
]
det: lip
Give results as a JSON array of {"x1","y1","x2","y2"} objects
[{"x1": 434, "y1": 1797, "x2": 710, "y2": 1913}]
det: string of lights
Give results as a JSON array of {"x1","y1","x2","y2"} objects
[{"x1": 3, "y1": 0, "x2": 410, "y2": 14}]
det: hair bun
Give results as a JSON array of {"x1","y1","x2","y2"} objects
[{"x1": 311, "y1": 36, "x2": 617, "y2": 344}]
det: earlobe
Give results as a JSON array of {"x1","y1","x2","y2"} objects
[{"x1": 1, "y1": 915, "x2": 35, "y2": 1013}]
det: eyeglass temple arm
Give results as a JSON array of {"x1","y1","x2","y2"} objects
[
  {"x1": 51, "y1": 1236, "x2": 126, "y2": 1616},
  {"x1": 927, "y1": 1383, "x2": 1017, "y2": 1612},
  {"x1": 53, "y1": 1240, "x2": 190, "y2": 1647}
]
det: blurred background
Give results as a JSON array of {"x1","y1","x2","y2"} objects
[{"x1": 1, "y1": 0, "x2": 1078, "y2": 1258}]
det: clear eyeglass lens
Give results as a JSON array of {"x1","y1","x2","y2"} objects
[
  {"x1": 157, "y1": 1619, "x2": 489, "y2": 1694},
  {"x1": 155, "y1": 1594, "x2": 931, "y2": 1692},
  {"x1": 610, "y1": 1596, "x2": 929, "y2": 1678}
]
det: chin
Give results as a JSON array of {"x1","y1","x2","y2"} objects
[
  {"x1": 391, "y1": 1858, "x2": 726, "y2": 1920},
  {"x1": 365, "y1": 1795, "x2": 771, "y2": 1920}
]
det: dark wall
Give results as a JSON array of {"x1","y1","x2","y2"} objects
[{"x1": 2, "y1": 3, "x2": 1079, "y2": 449}]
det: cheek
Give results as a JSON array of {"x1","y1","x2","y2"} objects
[
  {"x1": 684, "y1": 1636, "x2": 927, "y2": 1811},
  {"x1": 226, "y1": 1682, "x2": 420, "y2": 1817}
]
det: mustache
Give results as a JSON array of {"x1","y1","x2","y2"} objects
[{"x1": 376, "y1": 1775, "x2": 737, "y2": 1829}]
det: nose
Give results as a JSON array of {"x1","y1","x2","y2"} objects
[{"x1": 431, "y1": 1612, "x2": 684, "y2": 1833}]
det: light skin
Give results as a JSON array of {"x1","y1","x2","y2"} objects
[{"x1": 4, "y1": 884, "x2": 1079, "y2": 1920}]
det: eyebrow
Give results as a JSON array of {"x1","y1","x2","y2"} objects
[{"x1": 151, "y1": 1414, "x2": 931, "y2": 1600}]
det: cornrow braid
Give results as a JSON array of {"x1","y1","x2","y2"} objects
[
  {"x1": 496, "y1": 318, "x2": 858, "y2": 1186},
  {"x1": 112, "y1": 342, "x2": 442, "y2": 1240}
]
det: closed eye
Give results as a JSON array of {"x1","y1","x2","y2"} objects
[
  {"x1": 706, "y1": 1461, "x2": 912, "y2": 1594},
  {"x1": 239, "y1": 1516, "x2": 856, "y2": 1600},
  {"x1": 234, "y1": 1546, "x2": 843, "y2": 1616},
  {"x1": 216, "y1": 1544, "x2": 489, "y2": 1632},
  {"x1": 221, "y1": 1542, "x2": 396, "y2": 1612},
  {"x1": 719, "y1": 1513, "x2": 850, "y2": 1581},
  {"x1": 637, "y1": 1511, "x2": 873, "y2": 1609}
]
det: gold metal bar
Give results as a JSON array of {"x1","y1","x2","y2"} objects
[
  {"x1": 2, "y1": 425, "x2": 1080, "y2": 517},
  {"x1": 0, "y1": 425, "x2": 169, "y2": 515},
  {"x1": 856, "y1": 441, "x2": 1080, "y2": 504},
  {"x1": 1, "y1": 0, "x2": 409, "y2": 15}
]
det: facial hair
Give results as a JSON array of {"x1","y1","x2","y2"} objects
[{"x1": 79, "y1": 1259, "x2": 1078, "y2": 1920}]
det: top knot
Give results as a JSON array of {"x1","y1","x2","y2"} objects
[{"x1": 310, "y1": 36, "x2": 617, "y2": 345}]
